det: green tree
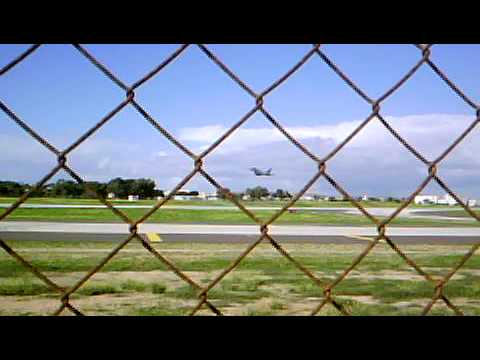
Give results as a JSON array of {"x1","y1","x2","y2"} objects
[
  {"x1": 0, "y1": 181, "x2": 26, "y2": 197},
  {"x1": 49, "y1": 179, "x2": 84, "y2": 198},
  {"x1": 84, "y1": 181, "x2": 108, "y2": 198},
  {"x1": 272, "y1": 189, "x2": 290, "y2": 199},
  {"x1": 246, "y1": 186, "x2": 269, "y2": 200},
  {"x1": 132, "y1": 178, "x2": 156, "y2": 199},
  {"x1": 106, "y1": 178, "x2": 133, "y2": 198}
]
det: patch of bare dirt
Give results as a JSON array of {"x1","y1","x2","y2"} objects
[
  {"x1": 0, "y1": 292, "x2": 199, "y2": 316},
  {"x1": 390, "y1": 297, "x2": 480, "y2": 313}
]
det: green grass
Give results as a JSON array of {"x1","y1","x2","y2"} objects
[
  {"x1": 245, "y1": 309, "x2": 275, "y2": 316},
  {"x1": 76, "y1": 281, "x2": 168, "y2": 296},
  {"x1": 0, "y1": 254, "x2": 174, "y2": 277},
  {"x1": 76, "y1": 283, "x2": 120, "y2": 296},
  {"x1": 120, "y1": 280, "x2": 149, "y2": 292},
  {"x1": 419, "y1": 210, "x2": 480, "y2": 219},
  {"x1": 288, "y1": 275, "x2": 480, "y2": 304},
  {"x1": 2, "y1": 207, "x2": 478, "y2": 227},
  {"x1": 270, "y1": 301, "x2": 287, "y2": 310},
  {"x1": 169, "y1": 281, "x2": 271, "y2": 302},
  {"x1": 0, "y1": 277, "x2": 53, "y2": 296},
  {"x1": 2, "y1": 243, "x2": 478, "y2": 279},
  {"x1": 167, "y1": 285, "x2": 198, "y2": 299},
  {"x1": 409, "y1": 253, "x2": 480, "y2": 269},
  {"x1": 151, "y1": 283, "x2": 167, "y2": 294},
  {"x1": 302, "y1": 278, "x2": 436, "y2": 302},
  {"x1": 1, "y1": 241, "x2": 479, "y2": 315},
  {"x1": 127, "y1": 304, "x2": 190, "y2": 316},
  {"x1": 0, "y1": 196, "x2": 454, "y2": 208},
  {"x1": 0, "y1": 275, "x2": 168, "y2": 297},
  {"x1": 342, "y1": 300, "x2": 429, "y2": 316}
]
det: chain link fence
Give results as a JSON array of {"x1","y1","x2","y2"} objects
[{"x1": 0, "y1": 44, "x2": 479, "y2": 316}]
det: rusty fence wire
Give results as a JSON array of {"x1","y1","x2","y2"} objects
[{"x1": 1, "y1": 44, "x2": 479, "y2": 316}]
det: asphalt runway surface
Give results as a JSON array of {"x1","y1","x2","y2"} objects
[
  {"x1": 1, "y1": 229, "x2": 479, "y2": 245},
  {"x1": 1, "y1": 221, "x2": 479, "y2": 245}
]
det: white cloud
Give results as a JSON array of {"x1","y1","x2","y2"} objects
[
  {"x1": 97, "y1": 157, "x2": 111, "y2": 170},
  {"x1": 154, "y1": 151, "x2": 168, "y2": 158},
  {"x1": 2, "y1": 113, "x2": 480, "y2": 197},
  {"x1": 178, "y1": 114, "x2": 477, "y2": 157}
]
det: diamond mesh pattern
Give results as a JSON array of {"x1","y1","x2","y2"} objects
[{"x1": 1, "y1": 44, "x2": 479, "y2": 316}]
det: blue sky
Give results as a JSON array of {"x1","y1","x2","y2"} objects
[{"x1": 1, "y1": 44, "x2": 480, "y2": 198}]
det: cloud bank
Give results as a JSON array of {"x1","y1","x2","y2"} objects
[{"x1": 2, "y1": 113, "x2": 480, "y2": 198}]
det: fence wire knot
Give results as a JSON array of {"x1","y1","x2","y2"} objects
[
  {"x1": 129, "y1": 224, "x2": 138, "y2": 234},
  {"x1": 377, "y1": 224, "x2": 386, "y2": 238},
  {"x1": 428, "y1": 163, "x2": 438, "y2": 176},
  {"x1": 318, "y1": 161, "x2": 326, "y2": 173},
  {"x1": 194, "y1": 157, "x2": 203, "y2": 170},
  {"x1": 126, "y1": 88, "x2": 135, "y2": 100},
  {"x1": 57, "y1": 153, "x2": 67, "y2": 167},
  {"x1": 260, "y1": 225, "x2": 269, "y2": 236}
]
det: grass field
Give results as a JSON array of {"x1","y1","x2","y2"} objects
[
  {"x1": 1, "y1": 207, "x2": 479, "y2": 226},
  {"x1": 0, "y1": 239, "x2": 479, "y2": 316},
  {"x1": 0, "y1": 196, "x2": 453, "y2": 208},
  {"x1": 419, "y1": 210, "x2": 480, "y2": 219}
]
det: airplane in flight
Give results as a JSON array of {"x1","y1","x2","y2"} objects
[{"x1": 249, "y1": 167, "x2": 274, "y2": 176}]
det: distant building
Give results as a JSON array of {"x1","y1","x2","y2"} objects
[
  {"x1": 128, "y1": 195, "x2": 139, "y2": 201},
  {"x1": 436, "y1": 194, "x2": 458, "y2": 206},
  {"x1": 301, "y1": 193, "x2": 321, "y2": 201},
  {"x1": 242, "y1": 194, "x2": 251, "y2": 201},
  {"x1": 165, "y1": 189, "x2": 202, "y2": 201},
  {"x1": 107, "y1": 192, "x2": 115, "y2": 199},
  {"x1": 414, "y1": 194, "x2": 459, "y2": 206},
  {"x1": 300, "y1": 194, "x2": 314, "y2": 201},
  {"x1": 468, "y1": 199, "x2": 477, "y2": 207},
  {"x1": 414, "y1": 195, "x2": 438, "y2": 205},
  {"x1": 197, "y1": 192, "x2": 207, "y2": 200},
  {"x1": 206, "y1": 193, "x2": 219, "y2": 201},
  {"x1": 361, "y1": 194, "x2": 368, "y2": 201}
]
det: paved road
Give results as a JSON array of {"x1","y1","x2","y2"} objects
[
  {"x1": 1, "y1": 222, "x2": 479, "y2": 245},
  {"x1": 0, "y1": 203, "x2": 473, "y2": 221},
  {"x1": 2, "y1": 221, "x2": 480, "y2": 235}
]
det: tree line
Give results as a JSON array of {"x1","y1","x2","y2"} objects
[
  {"x1": 0, "y1": 180, "x2": 402, "y2": 202},
  {"x1": 217, "y1": 186, "x2": 293, "y2": 201},
  {"x1": 0, "y1": 178, "x2": 161, "y2": 199},
  {"x1": 0, "y1": 181, "x2": 292, "y2": 201}
]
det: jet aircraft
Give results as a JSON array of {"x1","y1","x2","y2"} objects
[{"x1": 249, "y1": 167, "x2": 273, "y2": 176}]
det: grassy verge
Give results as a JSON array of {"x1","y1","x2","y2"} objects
[
  {"x1": 0, "y1": 196, "x2": 455, "y2": 208},
  {"x1": 1, "y1": 207, "x2": 478, "y2": 226},
  {"x1": 418, "y1": 210, "x2": 480, "y2": 219},
  {"x1": 1, "y1": 240, "x2": 479, "y2": 315}
]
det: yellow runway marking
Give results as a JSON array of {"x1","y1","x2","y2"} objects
[
  {"x1": 345, "y1": 234, "x2": 384, "y2": 243},
  {"x1": 146, "y1": 232, "x2": 162, "y2": 242}
]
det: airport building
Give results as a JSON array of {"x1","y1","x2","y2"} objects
[
  {"x1": 414, "y1": 193, "x2": 476, "y2": 206},
  {"x1": 164, "y1": 189, "x2": 209, "y2": 201}
]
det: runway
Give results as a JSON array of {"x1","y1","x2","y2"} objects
[{"x1": 1, "y1": 222, "x2": 479, "y2": 245}]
